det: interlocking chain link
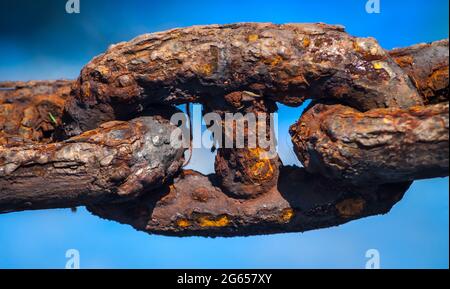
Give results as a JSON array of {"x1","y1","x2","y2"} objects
[{"x1": 0, "y1": 23, "x2": 448, "y2": 236}]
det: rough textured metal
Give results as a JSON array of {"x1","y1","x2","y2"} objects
[
  {"x1": 204, "y1": 93, "x2": 280, "y2": 198},
  {"x1": 0, "y1": 24, "x2": 448, "y2": 237},
  {"x1": 88, "y1": 167, "x2": 411, "y2": 237},
  {"x1": 389, "y1": 39, "x2": 448, "y2": 104},
  {"x1": 61, "y1": 23, "x2": 422, "y2": 137},
  {"x1": 214, "y1": 147, "x2": 280, "y2": 199},
  {"x1": 0, "y1": 115, "x2": 185, "y2": 213},
  {"x1": 290, "y1": 102, "x2": 449, "y2": 185},
  {"x1": 0, "y1": 80, "x2": 73, "y2": 146}
]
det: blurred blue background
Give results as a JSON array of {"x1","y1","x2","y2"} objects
[{"x1": 0, "y1": 0, "x2": 448, "y2": 268}]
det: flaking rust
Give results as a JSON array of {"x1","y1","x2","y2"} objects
[
  {"x1": 389, "y1": 39, "x2": 449, "y2": 104},
  {"x1": 204, "y1": 92, "x2": 280, "y2": 198},
  {"x1": 0, "y1": 80, "x2": 73, "y2": 146},
  {"x1": 214, "y1": 147, "x2": 280, "y2": 199},
  {"x1": 88, "y1": 167, "x2": 411, "y2": 237},
  {"x1": 0, "y1": 24, "x2": 448, "y2": 237},
  {"x1": 0, "y1": 115, "x2": 185, "y2": 213},
  {"x1": 61, "y1": 23, "x2": 423, "y2": 136},
  {"x1": 290, "y1": 102, "x2": 449, "y2": 185}
]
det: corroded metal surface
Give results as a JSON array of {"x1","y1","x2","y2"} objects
[
  {"x1": 0, "y1": 80, "x2": 73, "y2": 146},
  {"x1": 0, "y1": 24, "x2": 448, "y2": 237},
  {"x1": 290, "y1": 102, "x2": 449, "y2": 185},
  {"x1": 88, "y1": 168, "x2": 411, "y2": 237},
  {"x1": 204, "y1": 92, "x2": 280, "y2": 198},
  {"x1": 0, "y1": 115, "x2": 185, "y2": 213},
  {"x1": 389, "y1": 39, "x2": 449, "y2": 104},
  {"x1": 215, "y1": 147, "x2": 280, "y2": 199},
  {"x1": 61, "y1": 23, "x2": 422, "y2": 137}
]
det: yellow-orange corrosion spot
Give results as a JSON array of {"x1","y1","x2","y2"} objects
[
  {"x1": 176, "y1": 219, "x2": 191, "y2": 228},
  {"x1": 382, "y1": 117, "x2": 393, "y2": 124},
  {"x1": 393, "y1": 55, "x2": 414, "y2": 67},
  {"x1": 408, "y1": 106, "x2": 422, "y2": 113},
  {"x1": 263, "y1": 55, "x2": 283, "y2": 67},
  {"x1": 248, "y1": 147, "x2": 267, "y2": 159},
  {"x1": 302, "y1": 37, "x2": 311, "y2": 47},
  {"x1": 198, "y1": 215, "x2": 229, "y2": 227},
  {"x1": 336, "y1": 198, "x2": 366, "y2": 218},
  {"x1": 96, "y1": 65, "x2": 110, "y2": 76},
  {"x1": 281, "y1": 208, "x2": 294, "y2": 222},
  {"x1": 373, "y1": 62, "x2": 384, "y2": 70},
  {"x1": 270, "y1": 55, "x2": 283, "y2": 66},
  {"x1": 247, "y1": 148, "x2": 274, "y2": 181},
  {"x1": 197, "y1": 63, "x2": 214, "y2": 76},
  {"x1": 429, "y1": 67, "x2": 449, "y2": 89},
  {"x1": 252, "y1": 161, "x2": 265, "y2": 175},
  {"x1": 248, "y1": 34, "x2": 259, "y2": 42}
]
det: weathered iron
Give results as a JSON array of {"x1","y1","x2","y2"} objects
[
  {"x1": 290, "y1": 102, "x2": 449, "y2": 185},
  {"x1": 0, "y1": 114, "x2": 185, "y2": 213},
  {"x1": 0, "y1": 23, "x2": 448, "y2": 237},
  {"x1": 0, "y1": 80, "x2": 72, "y2": 146},
  {"x1": 88, "y1": 167, "x2": 411, "y2": 237},
  {"x1": 204, "y1": 93, "x2": 280, "y2": 199},
  {"x1": 389, "y1": 39, "x2": 448, "y2": 104},
  {"x1": 61, "y1": 23, "x2": 423, "y2": 137}
]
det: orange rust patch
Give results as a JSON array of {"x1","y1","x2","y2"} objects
[
  {"x1": 428, "y1": 67, "x2": 449, "y2": 90},
  {"x1": 247, "y1": 147, "x2": 267, "y2": 159},
  {"x1": 247, "y1": 148, "x2": 274, "y2": 181},
  {"x1": 393, "y1": 55, "x2": 414, "y2": 67},
  {"x1": 302, "y1": 37, "x2": 311, "y2": 48},
  {"x1": 198, "y1": 63, "x2": 214, "y2": 76},
  {"x1": 96, "y1": 65, "x2": 110, "y2": 77},
  {"x1": 181, "y1": 169, "x2": 198, "y2": 177},
  {"x1": 248, "y1": 34, "x2": 259, "y2": 42},
  {"x1": 280, "y1": 208, "x2": 294, "y2": 222},
  {"x1": 176, "y1": 218, "x2": 191, "y2": 228},
  {"x1": 34, "y1": 93, "x2": 68, "y2": 108},
  {"x1": 336, "y1": 198, "x2": 366, "y2": 218},
  {"x1": 198, "y1": 215, "x2": 229, "y2": 227},
  {"x1": 268, "y1": 55, "x2": 283, "y2": 66}
]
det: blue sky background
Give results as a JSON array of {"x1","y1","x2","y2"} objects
[{"x1": 0, "y1": 0, "x2": 448, "y2": 268}]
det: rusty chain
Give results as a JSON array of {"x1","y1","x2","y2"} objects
[{"x1": 0, "y1": 23, "x2": 448, "y2": 237}]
